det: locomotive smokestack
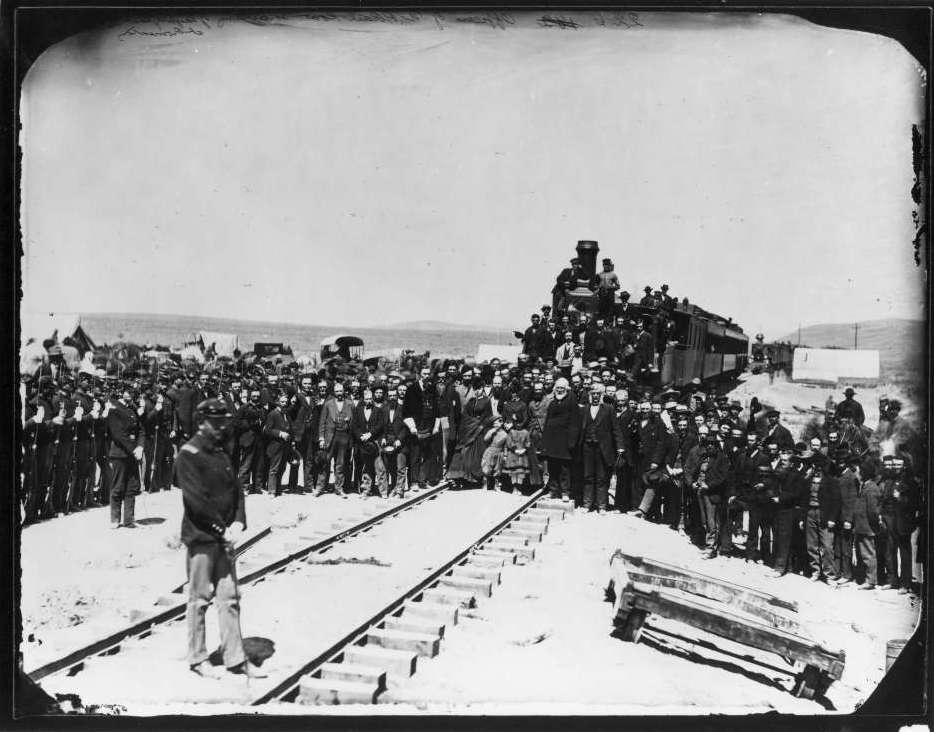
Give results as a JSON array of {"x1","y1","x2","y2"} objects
[{"x1": 576, "y1": 240, "x2": 599, "y2": 282}]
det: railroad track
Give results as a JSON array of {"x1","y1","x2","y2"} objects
[
  {"x1": 260, "y1": 489, "x2": 567, "y2": 706},
  {"x1": 27, "y1": 481, "x2": 452, "y2": 683},
  {"x1": 34, "y1": 487, "x2": 570, "y2": 711}
]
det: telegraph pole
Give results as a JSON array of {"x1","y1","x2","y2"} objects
[{"x1": 854, "y1": 322, "x2": 859, "y2": 349}]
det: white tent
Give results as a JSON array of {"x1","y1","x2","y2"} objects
[
  {"x1": 20, "y1": 311, "x2": 96, "y2": 353},
  {"x1": 792, "y1": 348, "x2": 880, "y2": 385},
  {"x1": 198, "y1": 331, "x2": 239, "y2": 358}
]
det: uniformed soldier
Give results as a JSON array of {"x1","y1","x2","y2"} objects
[
  {"x1": 105, "y1": 386, "x2": 145, "y2": 528},
  {"x1": 175, "y1": 399, "x2": 261, "y2": 679}
]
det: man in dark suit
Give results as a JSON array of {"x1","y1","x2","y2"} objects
[
  {"x1": 382, "y1": 385, "x2": 409, "y2": 496},
  {"x1": 541, "y1": 377, "x2": 581, "y2": 502},
  {"x1": 631, "y1": 319, "x2": 655, "y2": 378},
  {"x1": 630, "y1": 401, "x2": 667, "y2": 516},
  {"x1": 760, "y1": 410, "x2": 795, "y2": 451},
  {"x1": 234, "y1": 389, "x2": 264, "y2": 493},
  {"x1": 318, "y1": 381, "x2": 354, "y2": 495},
  {"x1": 262, "y1": 392, "x2": 293, "y2": 496},
  {"x1": 107, "y1": 386, "x2": 145, "y2": 528},
  {"x1": 612, "y1": 387, "x2": 636, "y2": 511},
  {"x1": 353, "y1": 388, "x2": 388, "y2": 497},
  {"x1": 168, "y1": 377, "x2": 197, "y2": 445},
  {"x1": 287, "y1": 375, "x2": 318, "y2": 494},
  {"x1": 579, "y1": 383, "x2": 625, "y2": 513},
  {"x1": 402, "y1": 367, "x2": 442, "y2": 489}
]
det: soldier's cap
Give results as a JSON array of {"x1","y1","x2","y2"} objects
[
  {"x1": 766, "y1": 409, "x2": 780, "y2": 418},
  {"x1": 542, "y1": 305, "x2": 551, "y2": 311},
  {"x1": 810, "y1": 437, "x2": 823, "y2": 448},
  {"x1": 602, "y1": 258, "x2": 613, "y2": 265},
  {"x1": 571, "y1": 257, "x2": 581, "y2": 263},
  {"x1": 47, "y1": 344, "x2": 63, "y2": 356},
  {"x1": 664, "y1": 401, "x2": 678, "y2": 410},
  {"x1": 888, "y1": 399, "x2": 902, "y2": 411},
  {"x1": 843, "y1": 387, "x2": 856, "y2": 396},
  {"x1": 729, "y1": 400, "x2": 742, "y2": 409},
  {"x1": 757, "y1": 464, "x2": 772, "y2": 472},
  {"x1": 197, "y1": 398, "x2": 232, "y2": 419}
]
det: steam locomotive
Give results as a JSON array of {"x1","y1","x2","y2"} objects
[
  {"x1": 750, "y1": 334, "x2": 795, "y2": 375},
  {"x1": 556, "y1": 240, "x2": 749, "y2": 387}
]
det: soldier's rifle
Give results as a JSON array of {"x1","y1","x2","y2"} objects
[
  {"x1": 43, "y1": 419, "x2": 63, "y2": 519},
  {"x1": 64, "y1": 412, "x2": 81, "y2": 513}
]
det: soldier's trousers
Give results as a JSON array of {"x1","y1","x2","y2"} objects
[
  {"x1": 109, "y1": 457, "x2": 140, "y2": 525},
  {"x1": 186, "y1": 543, "x2": 246, "y2": 669}
]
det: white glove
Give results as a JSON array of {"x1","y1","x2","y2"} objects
[
  {"x1": 133, "y1": 446, "x2": 144, "y2": 461},
  {"x1": 225, "y1": 522, "x2": 245, "y2": 546},
  {"x1": 74, "y1": 406, "x2": 84, "y2": 422},
  {"x1": 33, "y1": 406, "x2": 45, "y2": 423}
]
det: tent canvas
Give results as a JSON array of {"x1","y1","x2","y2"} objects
[
  {"x1": 198, "y1": 331, "x2": 239, "y2": 358},
  {"x1": 476, "y1": 344, "x2": 522, "y2": 363},
  {"x1": 792, "y1": 347, "x2": 880, "y2": 385},
  {"x1": 20, "y1": 311, "x2": 96, "y2": 354}
]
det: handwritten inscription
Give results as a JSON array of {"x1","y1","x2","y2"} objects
[
  {"x1": 454, "y1": 13, "x2": 516, "y2": 30},
  {"x1": 538, "y1": 15, "x2": 581, "y2": 29},
  {"x1": 117, "y1": 11, "x2": 646, "y2": 41}
]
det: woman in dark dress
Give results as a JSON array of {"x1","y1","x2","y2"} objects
[{"x1": 446, "y1": 377, "x2": 494, "y2": 486}]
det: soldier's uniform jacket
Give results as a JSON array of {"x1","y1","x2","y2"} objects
[
  {"x1": 174, "y1": 432, "x2": 246, "y2": 548},
  {"x1": 107, "y1": 401, "x2": 144, "y2": 459}
]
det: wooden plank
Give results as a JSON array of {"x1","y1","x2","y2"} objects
[
  {"x1": 611, "y1": 550, "x2": 799, "y2": 613},
  {"x1": 624, "y1": 569, "x2": 803, "y2": 634},
  {"x1": 625, "y1": 582, "x2": 845, "y2": 679}
]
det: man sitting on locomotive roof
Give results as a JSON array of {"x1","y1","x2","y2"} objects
[
  {"x1": 660, "y1": 283, "x2": 676, "y2": 310},
  {"x1": 639, "y1": 286, "x2": 657, "y2": 307}
]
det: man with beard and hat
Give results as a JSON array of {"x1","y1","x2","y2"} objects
[
  {"x1": 760, "y1": 409, "x2": 794, "y2": 452},
  {"x1": 107, "y1": 385, "x2": 146, "y2": 528},
  {"x1": 402, "y1": 366, "x2": 442, "y2": 490},
  {"x1": 629, "y1": 401, "x2": 667, "y2": 517},
  {"x1": 552, "y1": 256, "x2": 585, "y2": 313}
]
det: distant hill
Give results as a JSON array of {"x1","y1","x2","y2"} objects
[
  {"x1": 378, "y1": 320, "x2": 512, "y2": 333},
  {"x1": 778, "y1": 318, "x2": 926, "y2": 386}
]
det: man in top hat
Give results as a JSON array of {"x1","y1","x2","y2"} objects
[
  {"x1": 659, "y1": 284, "x2": 675, "y2": 309},
  {"x1": 593, "y1": 257, "x2": 620, "y2": 319},
  {"x1": 835, "y1": 387, "x2": 865, "y2": 427}
]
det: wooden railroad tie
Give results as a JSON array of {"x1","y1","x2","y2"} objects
[{"x1": 608, "y1": 552, "x2": 844, "y2": 700}]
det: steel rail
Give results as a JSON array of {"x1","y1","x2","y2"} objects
[
  {"x1": 27, "y1": 482, "x2": 452, "y2": 682},
  {"x1": 252, "y1": 487, "x2": 547, "y2": 705}
]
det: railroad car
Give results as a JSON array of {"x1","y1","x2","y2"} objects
[
  {"x1": 750, "y1": 334, "x2": 795, "y2": 374},
  {"x1": 556, "y1": 240, "x2": 749, "y2": 387}
]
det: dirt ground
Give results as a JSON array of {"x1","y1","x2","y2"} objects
[{"x1": 385, "y1": 509, "x2": 921, "y2": 715}]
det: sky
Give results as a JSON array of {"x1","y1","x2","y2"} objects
[{"x1": 20, "y1": 10, "x2": 927, "y2": 338}]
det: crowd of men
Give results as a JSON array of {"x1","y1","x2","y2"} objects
[{"x1": 20, "y1": 316, "x2": 925, "y2": 596}]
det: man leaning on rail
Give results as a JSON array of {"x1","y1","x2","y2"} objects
[{"x1": 174, "y1": 398, "x2": 264, "y2": 679}]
